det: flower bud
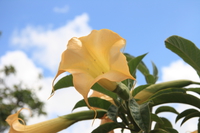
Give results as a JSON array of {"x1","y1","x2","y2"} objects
[{"x1": 113, "y1": 83, "x2": 130, "y2": 101}]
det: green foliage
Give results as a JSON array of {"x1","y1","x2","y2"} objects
[
  {"x1": 165, "y1": 35, "x2": 200, "y2": 77},
  {"x1": 150, "y1": 129, "x2": 170, "y2": 133},
  {"x1": 186, "y1": 87, "x2": 200, "y2": 95},
  {"x1": 113, "y1": 83, "x2": 130, "y2": 101},
  {"x1": 107, "y1": 104, "x2": 118, "y2": 122},
  {"x1": 53, "y1": 74, "x2": 117, "y2": 99},
  {"x1": 151, "y1": 113, "x2": 164, "y2": 124},
  {"x1": 53, "y1": 35, "x2": 200, "y2": 132},
  {"x1": 0, "y1": 65, "x2": 46, "y2": 132},
  {"x1": 151, "y1": 61, "x2": 158, "y2": 82},
  {"x1": 176, "y1": 109, "x2": 200, "y2": 126},
  {"x1": 180, "y1": 111, "x2": 200, "y2": 126},
  {"x1": 72, "y1": 97, "x2": 112, "y2": 111},
  {"x1": 125, "y1": 53, "x2": 158, "y2": 84},
  {"x1": 124, "y1": 53, "x2": 147, "y2": 88},
  {"x1": 154, "y1": 117, "x2": 173, "y2": 129},
  {"x1": 155, "y1": 106, "x2": 179, "y2": 115},
  {"x1": 141, "y1": 79, "x2": 199, "y2": 94},
  {"x1": 128, "y1": 99, "x2": 151, "y2": 133},
  {"x1": 132, "y1": 84, "x2": 150, "y2": 97},
  {"x1": 53, "y1": 74, "x2": 73, "y2": 90},
  {"x1": 153, "y1": 117, "x2": 179, "y2": 133},
  {"x1": 150, "y1": 92, "x2": 200, "y2": 109},
  {"x1": 64, "y1": 109, "x2": 106, "y2": 121},
  {"x1": 149, "y1": 88, "x2": 186, "y2": 100},
  {"x1": 92, "y1": 122, "x2": 125, "y2": 133}
]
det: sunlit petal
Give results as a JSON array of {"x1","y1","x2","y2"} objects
[
  {"x1": 53, "y1": 29, "x2": 135, "y2": 107},
  {"x1": 90, "y1": 90, "x2": 115, "y2": 105},
  {"x1": 6, "y1": 108, "x2": 74, "y2": 133},
  {"x1": 6, "y1": 108, "x2": 106, "y2": 133}
]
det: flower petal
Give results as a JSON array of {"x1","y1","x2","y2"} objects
[
  {"x1": 6, "y1": 108, "x2": 73, "y2": 133},
  {"x1": 95, "y1": 70, "x2": 134, "y2": 91},
  {"x1": 53, "y1": 29, "x2": 135, "y2": 108},
  {"x1": 72, "y1": 72, "x2": 95, "y2": 108},
  {"x1": 6, "y1": 108, "x2": 107, "y2": 133},
  {"x1": 90, "y1": 90, "x2": 115, "y2": 105}
]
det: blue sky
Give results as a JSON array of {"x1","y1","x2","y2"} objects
[
  {"x1": 1, "y1": 1, "x2": 200, "y2": 132},
  {"x1": 1, "y1": 1, "x2": 200, "y2": 78}
]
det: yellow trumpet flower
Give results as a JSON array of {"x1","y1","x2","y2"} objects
[
  {"x1": 53, "y1": 29, "x2": 135, "y2": 108},
  {"x1": 6, "y1": 108, "x2": 106, "y2": 133}
]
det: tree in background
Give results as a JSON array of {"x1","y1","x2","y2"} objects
[{"x1": 0, "y1": 65, "x2": 46, "y2": 132}]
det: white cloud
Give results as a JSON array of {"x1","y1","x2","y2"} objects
[
  {"x1": 156, "y1": 60, "x2": 200, "y2": 132},
  {"x1": 3, "y1": 13, "x2": 106, "y2": 133},
  {"x1": 0, "y1": 50, "x2": 133, "y2": 133},
  {"x1": 0, "y1": 50, "x2": 95, "y2": 133},
  {"x1": 53, "y1": 5, "x2": 69, "y2": 13},
  {"x1": 11, "y1": 13, "x2": 92, "y2": 73},
  {"x1": 0, "y1": 50, "x2": 42, "y2": 89},
  {"x1": 161, "y1": 60, "x2": 199, "y2": 82},
  {"x1": 0, "y1": 50, "x2": 47, "y2": 123}
]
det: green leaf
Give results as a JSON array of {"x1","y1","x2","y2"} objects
[
  {"x1": 181, "y1": 111, "x2": 200, "y2": 126},
  {"x1": 91, "y1": 122, "x2": 124, "y2": 133},
  {"x1": 128, "y1": 53, "x2": 147, "y2": 77},
  {"x1": 124, "y1": 53, "x2": 157, "y2": 84},
  {"x1": 72, "y1": 97, "x2": 112, "y2": 111},
  {"x1": 53, "y1": 74, "x2": 117, "y2": 99},
  {"x1": 129, "y1": 98, "x2": 151, "y2": 133},
  {"x1": 124, "y1": 53, "x2": 149, "y2": 77},
  {"x1": 132, "y1": 84, "x2": 150, "y2": 97},
  {"x1": 124, "y1": 53, "x2": 135, "y2": 62},
  {"x1": 150, "y1": 129, "x2": 169, "y2": 133},
  {"x1": 150, "y1": 93, "x2": 200, "y2": 109},
  {"x1": 124, "y1": 53, "x2": 147, "y2": 88},
  {"x1": 64, "y1": 109, "x2": 106, "y2": 121},
  {"x1": 176, "y1": 108, "x2": 199, "y2": 123},
  {"x1": 155, "y1": 106, "x2": 179, "y2": 115},
  {"x1": 150, "y1": 128, "x2": 178, "y2": 133},
  {"x1": 107, "y1": 104, "x2": 118, "y2": 122},
  {"x1": 165, "y1": 35, "x2": 200, "y2": 76},
  {"x1": 136, "y1": 87, "x2": 186, "y2": 104},
  {"x1": 187, "y1": 88, "x2": 200, "y2": 95},
  {"x1": 137, "y1": 57, "x2": 150, "y2": 76},
  {"x1": 134, "y1": 79, "x2": 194, "y2": 104},
  {"x1": 154, "y1": 117, "x2": 173, "y2": 129},
  {"x1": 145, "y1": 74, "x2": 156, "y2": 84},
  {"x1": 151, "y1": 61, "x2": 158, "y2": 82},
  {"x1": 151, "y1": 113, "x2": 164, "y2": 124},
  {"x1": 54, "y1": 74, "x2": 73, "y2": 91},
  {"x1": 162, "y1": 128, "x2": 179, "y2": 133},
  {"x1": 140, "y1": 102, "x2": 151, "y2": 133},
  {"x1": 91, "y1": 83, "x2": 117, "y2": 99},
  {"x1": 144, "y1": 79, "x2": 194, "y2": 94},
  {"x1": 149, "y1": 88, "x2": 186, "y2": 100}
]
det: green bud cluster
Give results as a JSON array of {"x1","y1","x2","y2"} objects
[{"x1": 113, "y1": 83, "x2": 130, "y2": 101}]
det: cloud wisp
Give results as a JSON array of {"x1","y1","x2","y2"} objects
[
  {"x1": 0, "y1": 50, "x2": 102, "y2": 133},
  {"x1": 2, "y1": 13, "x2": 101, "y2": 133},
  {"x1": 11, "y1": 13, "x2": 92, "y2": 73},
  {"x1": 53, "y1": 5, "x2": 69, "y2": 13},
  {"x1": 0, "y1": 50, "x2": 42, "y2": 89}
]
